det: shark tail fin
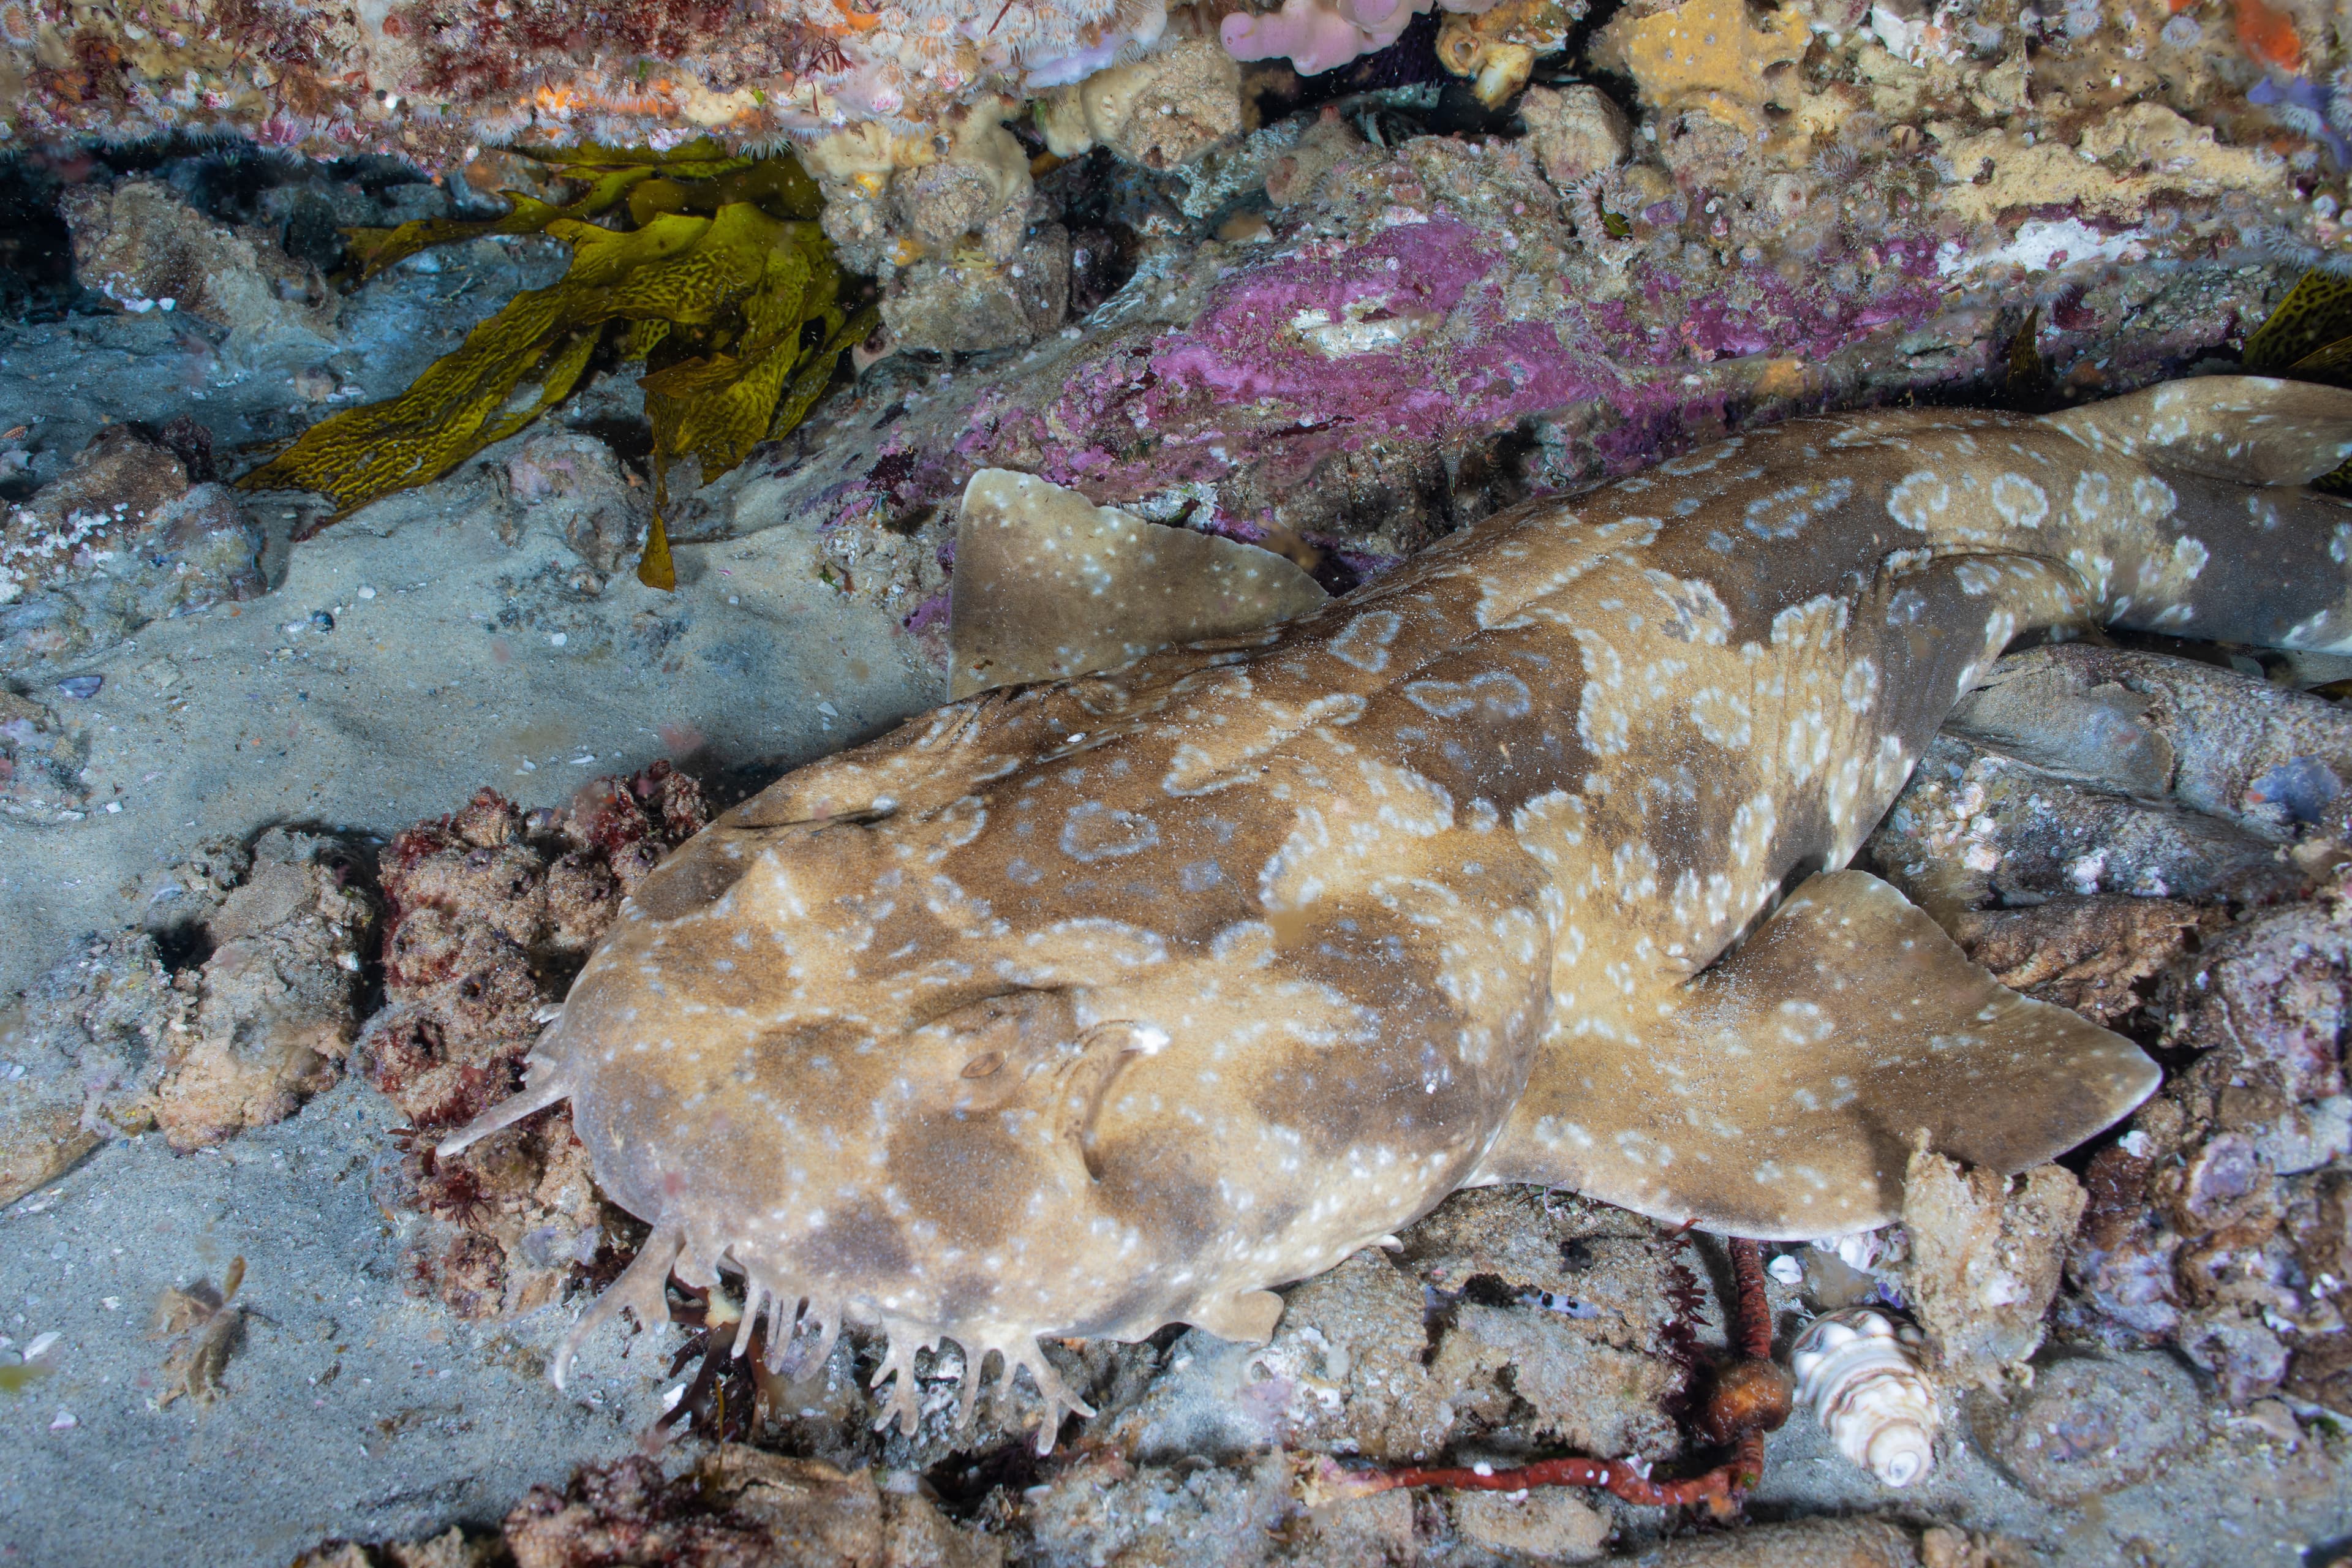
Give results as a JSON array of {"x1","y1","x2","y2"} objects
[
  {"x1": 2045, "y1": 374, "x2": 2352, "y2": 488},
  {"x1": 2037, "y1": 376, "x2": 2352, "y2": 650}
]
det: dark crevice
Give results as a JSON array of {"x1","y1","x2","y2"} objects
[
  {"x1": 1038, "y1": 149, "x2": 1145, "y2": 312},
  {"x1": 0, "y1": 153, "x2": 98, "y2": 323},
  {"x1": 1534, "y1": 0, "x2": 1638, "y2": 107},
  {"x1": 565, "y1": 415, "x2": 657, "y2": 475},
  {"x1": 151, "y1": 920, "x2": 217, "y2": 976},
  {"x1": 922, "y1": 1434, "x2": 1049, "y2": 1520},
  {"x1": 1, "y1": 134, "x2": 448, "y2": 327},
  {"x1": 1243, "y1": 10, "x2": 1449, "y2": 127}
]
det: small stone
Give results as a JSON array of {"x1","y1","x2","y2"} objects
[
  {"x1": 1977, "y1": 1352, "x2": 2195, "y2": 1502},
  {"x1": 503, "y1": 431, "x2": 649, "y2": 573},
  {"x1": 2242, "y1": 1398, "x2": 2302, "y2": 1447},
  {"x1": 55, "y1": 675, "x2": 102, "y2": 699},
  {"x1": 1449, "y1": 1487, "x2": 1607, "y2": 1561}
]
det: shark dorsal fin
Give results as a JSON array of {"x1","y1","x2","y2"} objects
[{"x1": 948, "y1": 470, "x2": 1329, "y2": 698}]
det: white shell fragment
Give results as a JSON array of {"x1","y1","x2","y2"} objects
[{"x1": 1788, "y1": 1307, "x2": 1940, "y2": 1488}]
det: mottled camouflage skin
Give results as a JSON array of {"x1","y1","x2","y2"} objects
[{"x1": 447, "y1": 376, "x2": 2352, "y2": 1444}]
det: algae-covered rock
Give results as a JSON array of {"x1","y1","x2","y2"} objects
[
  {"x1": 1618, "y1": 1517, "x2": 1921, "y2": 1566},
  {"x1": 1039, "y1": 34, "x2": 1245, "y2": 171},
  {"x1": 152, "y1": 827, "x2": 376, "y2": 1151},
  {"x1": 0, "y1": 686, "x2": 90, "y2": 816},
  {"x1": 1445, "y1": 1485, "x2": 1608, "y2": 1561},
  {"x1": 0, "y1": 824, "x2": 375, "y2": 1197},
  {"x1": 0, "y1": 930, "x2": 181, "y2": 1206},
  {"x1": 1895, "y1": 1148, "x2": 2084, "y2": 1385},
  {"x1": 498, "y1": 1449, "x2": 1003, "y2": 1568},
  {"x1": 2, "y1": 424, "x2": 266, "y2": 679},
  {"x1": 61, "y1": 179, "x2": 337, "y2": 352},
  {"x1": 504, "y1": 431, "x2": 652, "y2": 581}
]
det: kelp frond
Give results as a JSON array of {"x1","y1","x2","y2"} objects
[
  {"x1": 238, "y1": 143, "x2": 864, "y2": 590},
  {"x1": 341, "y1": 139, "x2": 822, "y2": 282},
  {"x1": 2245, "y1": 269, "x2": 2352, "y2": 376},
  {"x1": 2245, "y1": 270, "x2": 2352, "y2": 493}
]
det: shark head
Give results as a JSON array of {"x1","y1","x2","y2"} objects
[{"x1": 441, "y1": 781, "x2": 1499, "y2": 1445}]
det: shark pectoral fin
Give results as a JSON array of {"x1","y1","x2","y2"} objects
[
  {"x1": 1476, "y1": 870, "x2": 2160, "y2": 1240},
  {"x1": 1186, "y1": 1289, "x2": 1284, "y2": 1344}
]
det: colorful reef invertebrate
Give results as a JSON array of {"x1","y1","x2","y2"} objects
[
  {"x1": 439, "y1": 375, "x2": 2352, "y2": 1449},
  {"x1": 1036, "y1": 29, "x2": 1244, "y2": 168},
  {"x1": 1589, "y1": 0, "x2": 1809, "y2": 140},
  {"x1": 0, "y1": 0, "x2": 1182, "y2": 162},
  {"x1": 1221, "y1": 0, "x2": 1429, "y2": 75},
  {"x1": 237, "y1": 142, "x2": 872, "y2": 589},
  {"x1": 1434, "y1": 0, "x2": 1583, "y2": 110},
  {"x1": 801, "y1": 96, "x2": 1069, "y2": 352}
]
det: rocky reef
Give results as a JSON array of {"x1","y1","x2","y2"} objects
[{"x1": 10, "y1": 0, "x2": 2352, "y2": 1562}]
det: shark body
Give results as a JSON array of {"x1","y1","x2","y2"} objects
[{"x1": 447, "y1": 375, "x2": 2352, "y2": 1444}]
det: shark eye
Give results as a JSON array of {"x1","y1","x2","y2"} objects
[{"x1": 961, "y1": 1050, "x2": 1006, "y2": 1079}]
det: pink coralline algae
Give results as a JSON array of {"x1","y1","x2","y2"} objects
[{"x1": 952, "y1": 215, "x2": 1947, "y2": 509}]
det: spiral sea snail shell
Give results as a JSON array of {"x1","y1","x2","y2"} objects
[{"x1": 1787, "y1": 1307, "x2": 1940, "y2": 1488}]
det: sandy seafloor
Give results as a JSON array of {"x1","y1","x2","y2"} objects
[
  {"x1": 0, "y1": 228, "x2": 948, "y2": 1561},
  {"x1": 4, "y1": 164, "x2": 2352, "y2": 1568},
  {"x1": 0, "y1": 234, "x2": 943, "y2": 1003},
  {"x1": 0, "y1": 1079, "x2": 671, "y2": 1561}
]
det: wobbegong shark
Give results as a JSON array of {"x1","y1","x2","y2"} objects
[{"x1": 445, "y1": 374, "x2": 2352, "y2": 1446}]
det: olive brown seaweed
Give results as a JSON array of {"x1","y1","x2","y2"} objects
[{"x1": 238, "y1": 143, "x2": 874, "y2": 590}]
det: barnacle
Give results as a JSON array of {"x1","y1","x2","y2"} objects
[{"x1": 238, "y1": 141, "x2": 874, "y2": 590}]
